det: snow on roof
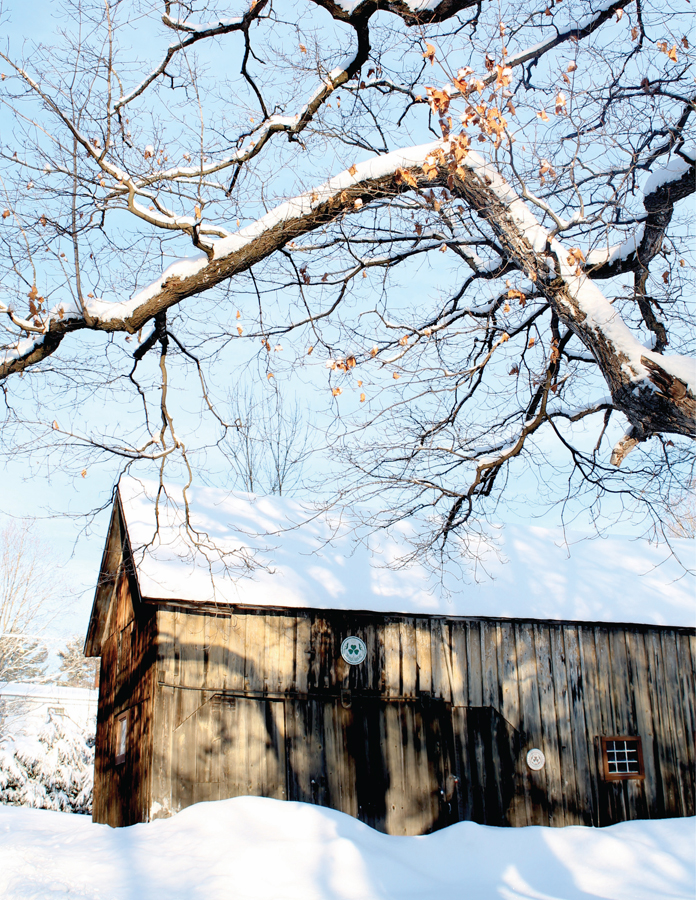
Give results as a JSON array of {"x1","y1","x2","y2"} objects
[{"x1": 117, "y1": 478, "x2": 695, "y2": 628}]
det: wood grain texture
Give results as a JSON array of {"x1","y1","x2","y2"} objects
[
  {"x1": 92, "y1": 559, "x2": 157, "y2": 826},
  {"x1": 90, "y1": 523, "x2": 695, "y2": 834}
]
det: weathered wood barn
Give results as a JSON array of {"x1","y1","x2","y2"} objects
[{"x1": 85, "y1": 479, "x2": 696, "y2": 833}]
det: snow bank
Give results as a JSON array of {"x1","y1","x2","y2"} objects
[
  {"x1": 118, "y1": 478, "x2": 696, "y2": 627},
  {"x1": 0, "y1": 798, "x2": 693, "y2": 900}
]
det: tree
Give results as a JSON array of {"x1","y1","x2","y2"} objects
[
  {"x1": 0, "y1": 710, "x2": 94, "y2": 814},
  {"x1": 222, "y1": 381, "x2": 314, "y2": 496},
  {"x1": 57, "y1": 636, "x2": 99, "y2": 689},
  {"x1": 0, "y1": 523, "x2": 56, "y2": 686},
  {"x1": 0, "y1": 1, "x2": 693, "y2": 558}
]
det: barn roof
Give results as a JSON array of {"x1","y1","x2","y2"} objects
[{"x1": 87, "y1": 477, "x2": 695, "y2": 633}]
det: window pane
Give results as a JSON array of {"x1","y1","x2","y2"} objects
[
  {"x1": 605, "y1": 738, "x2": 640, "y2": 775},
  {"x1": 117, "y1": 715, "x2": 127, "y2": 758}
]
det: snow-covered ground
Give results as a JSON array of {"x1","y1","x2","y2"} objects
[{"x1": 0, "y1": 797, "x2": 693, "y2": 900}]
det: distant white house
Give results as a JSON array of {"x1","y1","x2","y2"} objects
[{"x1": 0, "y1": 683, "x2": 98, "y2": 742}]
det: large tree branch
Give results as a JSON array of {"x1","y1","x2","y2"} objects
[
  {"x1": 438, "y1": 149, "x2": 695, "y2": 443},
  {"x1": 587, "y1": 142, "x2": 695, "y2": 280},
  {"x1": 3, "y1": 140, "x2": 694, "y2": 457},
  {"x1": 309, "y1": 0, "x2": 481, "y2": 26}
]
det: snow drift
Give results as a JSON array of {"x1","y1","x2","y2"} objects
[{"x1": 0, "y1": 797, "x2": 693, "y2": 900}]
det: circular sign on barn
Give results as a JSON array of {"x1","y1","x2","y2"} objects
[
  {"x1": 341, "y1": 636, "x2": 367, "y2": 665},
  {"x1": 526, "y1": 748, "x2": 546, "y2": 771}
]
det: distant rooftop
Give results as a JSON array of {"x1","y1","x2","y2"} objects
[{"x1": 116, "y1": 477, "x2": 695, "y2": 628}]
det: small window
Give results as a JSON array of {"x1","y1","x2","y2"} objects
[
  {"x1": 48, "y1": 707, "x2": 65, "y2": 717},
  {"x1": 115, "y1": 712, "x2": 128, "y2": 765},
  {"x1": 600, "y1": 736, "x2": 644, "y2": 780}
]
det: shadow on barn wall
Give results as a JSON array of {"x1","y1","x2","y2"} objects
[
  {"x1": 148, "y1": 635, "x2": 538, "y2": 833},
  {"x1": 88, "y1": 539, "x2": 696, "y2": 833}
]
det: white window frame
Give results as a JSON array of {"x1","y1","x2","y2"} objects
[{"x1": 115, "y1": 711, "x2": 128, "y2": 765}]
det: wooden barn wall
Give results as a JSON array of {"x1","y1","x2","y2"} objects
[
  {"x1": 148, "y1": 606, "x2": 695, "y2": 834},
  {"x1": 92, "y1": 554, "x2": 157, "y2": 827}
]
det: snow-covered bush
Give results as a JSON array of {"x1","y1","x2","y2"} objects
[{"x1": 0, "y1": 711, "x2": 94, "y2": 814}]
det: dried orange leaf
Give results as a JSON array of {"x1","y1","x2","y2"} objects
[{"x1": 395, "y1": 167, "x2": 418, "y2": 188}]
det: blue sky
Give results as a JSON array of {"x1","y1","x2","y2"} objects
[{"x1": 0, "y1": 0, "x2": 692, "y2": 656}]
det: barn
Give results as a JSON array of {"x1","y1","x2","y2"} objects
[{"x1": 84, "y1": 478, "x2": 696, "y2": 833}]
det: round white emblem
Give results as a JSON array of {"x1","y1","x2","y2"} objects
[
  {"x1": 526, "y1": 748, "x2": 546, "y2": 771},
  {"x1": 341, "y1": 636, "x2": 367, "y2": 665}
]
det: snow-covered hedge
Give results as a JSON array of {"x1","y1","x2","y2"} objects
[{"x1": 0, "y1": 711, "x2": 94, "y2": 814}]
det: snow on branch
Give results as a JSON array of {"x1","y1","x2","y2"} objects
[
  {"x1": 1, "y1": 136, "x2": 694, "y2": 453},
  {"x1": 504, "y1": 0, "x2": 636, "y2": 69},
  {"x1": 587, "y1": 151, "x2": 695, "y2": 277},
  {"x1": 310, "y1": 0, "x2": 478, "y2": 26},
  {"x1": 114, "y1": 3, "x2": 268, "y2": 112}
]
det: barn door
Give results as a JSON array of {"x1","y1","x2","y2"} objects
[
  {"x1": 451, "y1": 705, "x2": 521, "y2": 826},
  {"x1": 284, "y1": 695, "x2": 460, "y2": 835},
  {"x1": 173, "y1": 693, "x2": 286, "y2": 810}
]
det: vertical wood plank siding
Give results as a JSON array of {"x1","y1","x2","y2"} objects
[
  {"x1": 93, "y1": 595, "x2": 695, "y2": 833},
  {"x1": 92, "y1": 562, "x2": 157, "y2": 826}
]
